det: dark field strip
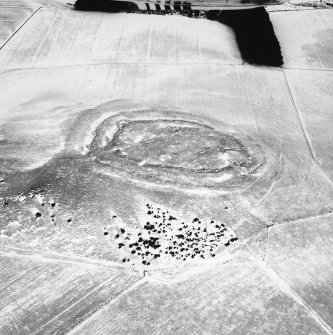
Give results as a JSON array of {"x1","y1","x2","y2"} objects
[
  {"x1": 208, "y1": 8, "x2": 283, "y2": 66},
  {"x1": 74, "y1": 1, "x2": 283, "y2": 67}
]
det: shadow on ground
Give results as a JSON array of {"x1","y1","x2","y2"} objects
[{"x1": 74, "y1": 0, "x2": 283, "y2": 66}]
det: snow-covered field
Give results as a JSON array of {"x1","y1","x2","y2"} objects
[{"x1": 0, "y1": 1, "x2": 333, "y2": 334}]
